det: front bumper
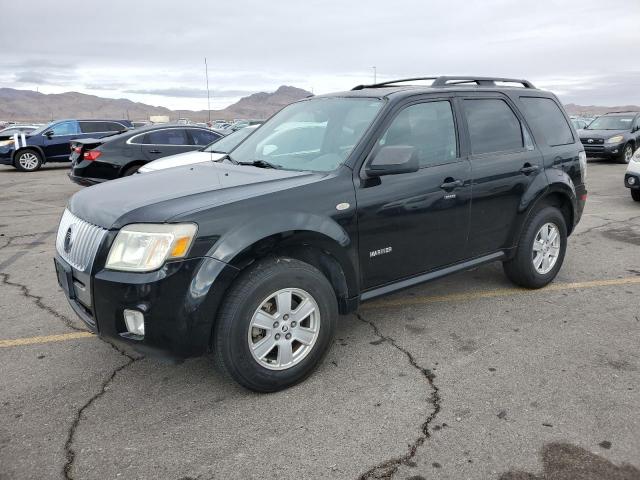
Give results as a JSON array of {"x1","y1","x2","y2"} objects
[
  {"x1": 0, "y1": 148, "x2": 14, "y2": 165},
  {"x1": 55, "y1": 253, "x2": 239, "y2": 358},
  {"x1": 582, "y1": 141, "x2": 624, "y2": 158},
  {"x1": 625, "y1": 173, "x2": 640, "y2": 190}
]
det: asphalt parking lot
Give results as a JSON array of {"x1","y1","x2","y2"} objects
[{"x1": 1, "y1": 160, "x2": 639, "y2": 480}]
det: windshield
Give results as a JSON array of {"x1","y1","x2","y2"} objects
[
  {"x1": 203, "y1": 126, "x2": 256, "y2": 153},
  {"x1": 231, "y1": 97, "x2": 384, "y2": 172},
  {"x1": 586, "y1": 115, "x2": 635, "y2": 130}
]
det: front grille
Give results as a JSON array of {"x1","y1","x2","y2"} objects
[
  {"x1": 56, "y1": 209, "x2": 107, "y2": 272},
  {"x1": 581, "y1": 138, "x2": 604, "y2": 145}
]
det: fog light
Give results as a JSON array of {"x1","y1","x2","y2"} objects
[
  {"x1": 629, "y1": 176, "x2": 637, "y2": 185},
  {"x1": 123, "y1": 309, "x2": 145, "y2": 336}
]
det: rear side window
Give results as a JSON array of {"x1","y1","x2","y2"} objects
[
  {"x1": 189, "y1": 129, "x2": 221, "y2": 146},
  {"x1": 463, "y1": 99, "x2": 523, "y2": 155},
  {"x1": 519, "y1": 97, "x2": 574, "y2": 146},
  {"x1": 144, "y1": 129, "x2": 189, "y2": 145},
  {"x1": 378, "y1": 100, "x2": 457, "y2": 167}
]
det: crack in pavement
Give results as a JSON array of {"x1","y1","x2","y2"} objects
[
  {"x1": 574, "y1": 214, "x2": 640, "y2": 238},
  {"x1": 63, "y1": 345, "x2": 143, "y2": 480},
  {"x1": 0, "y1": 231, "x2": 53, "y2": 250},
  {"x1": 0, "y1": 272, "x2": 87, "y2": 332},
  {"x1": 356, "y1": 313, "x2": 441, "y2": 480}
]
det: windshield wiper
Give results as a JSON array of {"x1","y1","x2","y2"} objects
[{"x1": 238, "y1": 159, "x2": 282, "y2": 169}]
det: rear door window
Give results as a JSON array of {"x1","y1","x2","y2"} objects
[
  {"x1": 463, "y1": 99, "x2": 523, "y2": 155},
  {"x1": 519, "y1": 97, "x2": 574, "y2": 146},
  {"x1": 188, "y1": 129, "x2": 221, "y2": 146},
  {"x1": 144, "y1": 129, "x2": 189, "y2": 145}
]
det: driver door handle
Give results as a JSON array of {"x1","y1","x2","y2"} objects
[
  {"x1": 520, "y1": 164, "x2": 539, "y2": 175},
  {"x1": 440, "y1": 179, "x2": 464, "y2": 190}
]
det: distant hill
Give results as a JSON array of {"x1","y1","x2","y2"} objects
[
  {"x1": 564, "y1": 103, "x2": 640, "y2": 116},
  {"x1": 0, "y1": 86, "x2": 312, "y2": 123}
]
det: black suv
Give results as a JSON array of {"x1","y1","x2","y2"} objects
[
  {"x1": 0, "y1": 119, "x2": 132, "y2": 171},
  {"x1": 579, "y1": 111, "x2": 640, "y2": 164},
  {"x1": 54, "y1": 76, "x2": 587, "y2": 392}
]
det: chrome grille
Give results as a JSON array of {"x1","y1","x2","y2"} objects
[{"x1": 56, "y1": 209, "x2": 107, "y2": 271}]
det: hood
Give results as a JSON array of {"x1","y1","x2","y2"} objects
[
  {"x1": 139, "y1": 150, "x2": 225, "y2": 172},
  {"x1": 579, "y1": 129, "x2": 627, "y2": 140},
  {"x1": 68, "y1": 162, "x2": 322, "y2": 229}
]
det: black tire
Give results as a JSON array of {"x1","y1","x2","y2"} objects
[
  {"x1": 14, "y1": 149, "x2": 43, "y2": 172},
  {"x1": 213, "y1": 257, "x2": 338, "y2": 392},
  {"x1": 617, "y1": 143, "x2": 634, "y2": 164},
  {"x1": 122, "y1": 164, "x2": 141, "y2": 176},
  {"x1": 503, "y1": 206, "x2": 567, "y2": 289},
  {"x1": 632, "y1": 189, "x2": 640, "y2": 202}
]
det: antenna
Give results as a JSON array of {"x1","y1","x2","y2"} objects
[{"x1": 204, "y1": 57, "x2": 211, "y2": 123}]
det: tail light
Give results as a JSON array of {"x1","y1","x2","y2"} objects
[
  {"x1": 73, "y1": 146, "x2": 82, "y2": 154},
  {"x1": 84, "y1": 150, "x2": 102, "y2": 161}
]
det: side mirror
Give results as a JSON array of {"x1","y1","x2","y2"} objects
[
  {"x1": 365, "y1": 145, "x2": 418, "y2": 177},
  {"x1": 44, "y1": 130, "x2": 54, "y2": 138}
]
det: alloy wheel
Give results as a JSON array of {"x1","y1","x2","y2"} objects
[
  {"x1": 532, "y1": 222, "x2": 561, "y2": 275},
  {"x1": 247, "y1": 288, "x2": 320, "y2": 370},
  {"x1": 18, "y1": 152, "x2": 39, "y2": 171}
]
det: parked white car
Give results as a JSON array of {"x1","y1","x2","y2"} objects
[
  {"x1": 138, "y1": 125, "x2": 259, "y2": 173},
  {"x1": 625, "y1": 148, "x2": 640, "y2": 202}
]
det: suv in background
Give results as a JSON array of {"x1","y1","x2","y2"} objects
[
  {"x1": 0, "y1": 119, "x2": 132, "y2": 172},
  {"x1": 579, "y1": 111, "x2": 640, "y2": 164},
  {"x1": 54, "y1": 76, "x2": 587, "y2": 392}
]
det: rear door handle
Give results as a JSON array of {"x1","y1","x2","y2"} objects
[
  {"x1": 440, "y1": 179, "x2": 464, "y2": 190},
  {"x1": 148, "y1": 149, "x2": 162, "y2": 154},
  {"x1": 520, "y1": 164, "x2": 539, "y2": 175}
]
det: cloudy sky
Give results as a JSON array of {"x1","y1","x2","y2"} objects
[{"x1": 1, "y1": 0, "x2": 639, "y2": 110}]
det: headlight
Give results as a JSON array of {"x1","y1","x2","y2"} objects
[
  {"x1": 605, "y1": 135, "x2": 624, "y2": 144},
  {"x1": 106, "y1": 223, "x2": 197, "y2": 272},
  {"x1": 632, "y1": 149, "x2": 640, "y2": 163}
]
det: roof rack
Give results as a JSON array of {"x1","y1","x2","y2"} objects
[{"x1": 352, "y1": 76, "x2": 536, "y2": 90}]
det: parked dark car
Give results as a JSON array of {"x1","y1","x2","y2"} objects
[
  {"x1": 55, "y1": 76, "x2": 587, "y2": 392},
  {"x1": 0, "y1": 119, "x2": 132, "y2": 172},
  {"x1": 579, "y1": 111, "x2": 640, "y2": 163},
  {"x1": 68, "y1": 124, "x2": 223, "y2": 186}
]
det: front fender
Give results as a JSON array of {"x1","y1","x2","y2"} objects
[
  {"x1": 14, "y1": 145, "x2": 47, "y2": 163},
  {"x1": 208, "y1": 211, "x2": 351, "y2": 263}
]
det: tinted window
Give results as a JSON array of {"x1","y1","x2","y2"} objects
[
  {"x1": 463, "y1": 99, "x2": 523, "y2": 155},
  {"x1": 189, "y1": 129, "x2": 220, "y2": 146},
  {"x1": 104, "y1": 122, "x2": 126, "y2": 132},
  {"x1": 80, "y1": 121, "x2": 126, "y2": 133},
  {"x1": 520, "y1": 97, "x2": 574, "y2": 146},
  {"x1": 144, "y1": 129, "x2": 189, "y2": 145},
  {"x1": 378, "y1": 101, "x2": 457, "y2": 167},
  {"x1": 50, "y1": 121, "x2": 79, "y2": 136}
]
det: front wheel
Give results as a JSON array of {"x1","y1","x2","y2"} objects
[
  {"x1": 632, "y1": 189, "x2": 640, "y2": 202},
  {"x1": 213, "y1": 257, "x2": 337, "y2": 392},
  {"x1": 503, "y1": 206, "x2": 567, "y2": 289},
  {"x1": 618, "y1": 143, "x2": 634, "y2": 164},
  {"x1": 14, "y1": 149, "x2": 43, "y2": 172}
]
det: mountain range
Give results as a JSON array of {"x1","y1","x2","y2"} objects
[
  {"x1": 0, "y1": 86, "x2": 312, "y2": 123},
  {"x1": 0, "y1": 86, "x2": 637, "y2": 123}
]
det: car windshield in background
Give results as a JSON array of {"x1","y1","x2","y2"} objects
[
  {"x1": 586, "y1": 116, "x2": 634, "y2": 130},
  {"x1": 203, "y1": 126, "x2": 256, "y2": 153},
  {"x1": 231, "y1": 97, "x2": 384, "y2": 172}
]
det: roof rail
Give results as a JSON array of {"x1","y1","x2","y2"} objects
[
  {"x1": 352, "y1": 76, "x2": 536, "y2": 90},
  {"x1": 602, "y1": 110, "x2": 640, "y2": 114}
]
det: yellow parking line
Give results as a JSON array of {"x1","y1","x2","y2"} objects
[
  {"x1": 363, "y1": 276, "x2": 640, "y2": 310},
  {"x1": 0, "y1": 331, "x2": 94, "y2": 348}
]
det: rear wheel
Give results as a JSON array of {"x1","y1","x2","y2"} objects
[
  {"x1": 14, "y1": 149, "x2": 42, "y2": 172},
  {"x1": 503, "y1": 206, "x2": 567, "y2": 289},
  {"x1": 122, "y1": 164, "x2": 141, "y2": 176},
  {"x1": 632, "y1": 189, "x2": 640, "y2": 202},
  {"x1": 213, "y1": 257, "x2": 338, "y2": 392},
  {"x1": 618, "y1": 143, "x2": 634, "y2": 164}
]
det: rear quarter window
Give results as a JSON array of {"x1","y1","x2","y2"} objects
[{"x1": 519, "y1": 97, "x2": 574, "y2": 147}]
